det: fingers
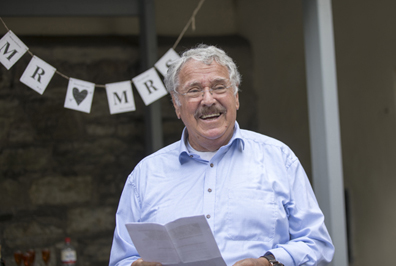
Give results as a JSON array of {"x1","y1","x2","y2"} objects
[
  {"x1": 232, "y1": 257, "x2": 270, "y2": 266},
  {"x1": 131, "y1": 258, "x2": 162, "y2": 266}
]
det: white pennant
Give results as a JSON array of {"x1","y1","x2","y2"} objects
[
  {"x1": 105, "y1": 81, "x2": 136, "y2": 114},
  {"x1": 132, "y1": 68, "x2": 168, "y2": 106},
  {"x1": 64, "y1": 78, "x2": 95, "y2": 113},
  {"x1": 20, "y1": 56, "x2": 56, "y2": 95},
  {"x1": 154, "y1": 48, "x2": 180, "y2": 77},
  {"x1": 0, "y1": 30, "x2": 29, "y2": 70}
]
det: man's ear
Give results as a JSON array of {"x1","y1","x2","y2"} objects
[
  {"x1": 171, "y1": 94, "x2": 181, "y2": 119},
  {"x1": 235, "y1": 91, "x2": 240, "y2": 110}
]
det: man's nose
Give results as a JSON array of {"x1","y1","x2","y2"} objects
[{"x1": 201, "y1": 87, "x2": 216, "y2": 106}]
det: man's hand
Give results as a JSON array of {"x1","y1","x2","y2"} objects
[
  {"x1": 233, "y1": 257, "x2": 270, "y2": 266},
  {"x1": 131, "y1": 258, "x2": 162, "y2": 266}
]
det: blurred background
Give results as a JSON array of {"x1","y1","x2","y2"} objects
[{"x1": 0, "y1": 1, "x2": 395, "y2": 266}]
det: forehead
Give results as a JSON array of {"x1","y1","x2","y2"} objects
[{"x1": 178, "y1": 60, "x2": 229, "y2": 87}]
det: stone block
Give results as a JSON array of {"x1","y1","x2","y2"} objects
[
  {"x1": 85, "y1": 123, "x2": 116, "y2": 137},
  {"x1": 7, "y1": 121, "x2": 35, "y2": 143},
  {"x1": 29, "y1": 176, "x2": 92, "y2": 205},
  {"x1": 0, "y1": 117, "x2": 11, "y2": 143},
  {"x1": 0, "y1": 98, "x2": 20, "y2": 114},
  {"x1": 0, "y1": 179, "x2": 27, "y2": 210},
  {"x1": 3, "y1": 221, "x2": 63, "y2": 249},
  {"x1": 82, "y1": 237, "x2": 113, "y2": 263},
  {"x1": 67, "y1": 207, "x2": 115, "y2": 234},
  {"x1": 52, "y1": 112, "x2": 86, "y2": 141},
  {"x1": 0, "y1": 147, "x2": 51, "y2": 173},
  {"x1": 115, "y1": 122, "x2": 144, "y2": 138}
]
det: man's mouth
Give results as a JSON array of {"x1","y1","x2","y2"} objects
[
  {"x1": 200, "y1": 113, "x2": 222, "y2": 120},
  {"x1": 195, "y1": 105, "x2": 227, "y2": 120}
]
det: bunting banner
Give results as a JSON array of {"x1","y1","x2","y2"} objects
[
  {"x1": 0, "y1": 0, "x2": 205, "y2": 114},
  {"x1": 0, "y1": 28, "x2": 180, "y2": 114}
]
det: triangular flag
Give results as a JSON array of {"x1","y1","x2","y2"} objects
[
  {"x1": 64, "y1": 78, "x2": 95, "y2": 113},
  {"x1": 0, "y1": 30, "x2": 29, "y2": 70}
]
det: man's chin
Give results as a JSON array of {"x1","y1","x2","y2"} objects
[{"x1": 198, "y1": 127, "x2": 230, "y2": 141}]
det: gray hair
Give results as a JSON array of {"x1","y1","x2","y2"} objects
[{"x1": 164, "y1": 44, "x2": 241, "y2": 106}]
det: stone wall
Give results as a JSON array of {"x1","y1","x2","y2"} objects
[{"x1": 0, "y1": 36, "x2": 255, "y2": 266}]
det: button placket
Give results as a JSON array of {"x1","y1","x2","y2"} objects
[{"x1": 203, "y1": 160, "x2": 216, "y2": 228}]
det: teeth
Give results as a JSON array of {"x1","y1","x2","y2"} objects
[{"x1": 201, "y1": 113, "x2": 220, "y2": 119}]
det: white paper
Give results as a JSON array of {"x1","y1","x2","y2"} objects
[
  {"x1": 132, "y1": 67, "x2": 168, "y2": 106},
  {"x1": 155, "y1": 48, "x2": 180, "y2": 77},
  {"x1": 20, "y1": 55, "x2": 56, "y2": 95},
  {"x1": 105, "y1": 81, "x2": 136, "y2": 114},
  {"x1": 0, "y1": 30, "x2": 29, "y2": 70},
  {"x1": 125, "y1": 215, "x2": 226, "y2": 266},
  {"x1": 64, "y1": 78, "x2": 95, "y2": 113}
]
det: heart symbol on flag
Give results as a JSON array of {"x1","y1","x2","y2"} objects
[{"x1": 73, "y1": 87, "x2": 88, "y2": 105}]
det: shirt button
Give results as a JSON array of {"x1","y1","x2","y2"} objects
[
  {"x1": 210, "y1": 163, "x2": 214, "y2": 167},
  {"x1": 208, "y1": 188, "x2": 212, "y2": 193},
  {"x1": 206, "y1": 214, "x2": 211, "y2": 219},
  {"x1": 190, "y1": 155, "x2": 193, "y2": 158}
]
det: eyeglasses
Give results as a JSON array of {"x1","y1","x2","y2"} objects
[{"x1": 177, "y1": 84, "x2": 232, "y2": 100}]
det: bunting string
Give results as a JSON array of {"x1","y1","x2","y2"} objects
[
  {"x1": 0, "y1": 17, "x2": 9, "y2": 31},
  {"x1": 0, "y1": 0, "x2": 205, "y2": 115},
  {"x1": 173, "y1": 0, "x2": 205, "y2": 50}
]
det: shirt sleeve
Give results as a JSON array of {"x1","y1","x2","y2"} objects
[
  {"x1": 109, "y1": 169, "x2": 142, "y2": 266},
  {"x1": 267, "y1": 158, "x2": 335, "y2": 266}
]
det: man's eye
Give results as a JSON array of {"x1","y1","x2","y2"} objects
[
  {"x1": 188, "y1": 88, "x2": 201, "y2": 93},
  {"x1": 213, "y1": 85, "x2": 227, "y2": 91}
]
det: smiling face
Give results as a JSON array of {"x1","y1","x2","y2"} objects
[{"x1": 172, "y1": 59, "x2": 239, "y2": 152}]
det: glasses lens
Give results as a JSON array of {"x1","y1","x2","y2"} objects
[{"x1": 183, "y1": 84, "x2": 230, "y2": 100}]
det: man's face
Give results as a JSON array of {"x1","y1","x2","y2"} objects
[{"x1": 172, "y1": 59, "x2": 239, "y2": 152}]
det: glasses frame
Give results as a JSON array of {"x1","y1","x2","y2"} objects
[{"x1": 176, "y1": 84, "x2": 233, "y2": 101}]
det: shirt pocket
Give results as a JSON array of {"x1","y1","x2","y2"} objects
[{"x1": 226, "y1": 188, "x2": 276, "y2": 242}]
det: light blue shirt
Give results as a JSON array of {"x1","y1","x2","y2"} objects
[{"x1": 109, "y1": 122, "x2": 334, "y2": 266}]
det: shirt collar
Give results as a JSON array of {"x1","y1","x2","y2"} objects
[{"x1": 178, "y1": 121, "x2": 245, "y2": 164}]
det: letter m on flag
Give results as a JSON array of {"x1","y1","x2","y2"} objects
[
  {"x1": 0, "y1": 42, "x2": 18, "y2": 61},
  {"x1": 113, "y1": 91, "x2": 129, "y2": 105},
  {"x1": 0, "y1": 31, "x2": 29, "y2": 70},
  {"x1": 106, "y1": 81, "x2": 136, "y2": 114}
]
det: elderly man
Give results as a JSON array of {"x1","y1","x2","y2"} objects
[{"x1": 109, "y1": 45, "x2": 334, "y2": 266}]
